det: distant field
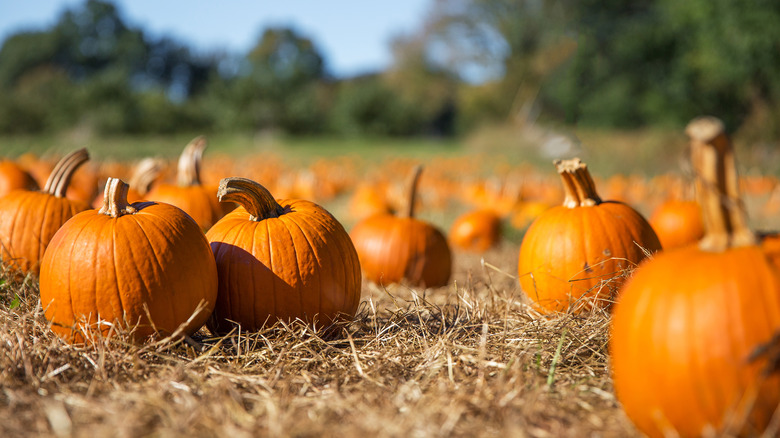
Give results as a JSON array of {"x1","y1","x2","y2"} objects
[{"x1": 4, "y1": 124, "x2": 779, "y2": 178}]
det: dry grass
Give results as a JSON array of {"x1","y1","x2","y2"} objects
[{"x1": 0, "y1": 244, "x2": 638, "y2": 438}]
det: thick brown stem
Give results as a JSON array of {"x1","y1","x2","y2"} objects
[
  {"x1": 404, "y1": 165, "x2": 423, "y2": 218},
  {"x1": 217, "y1": 177, "x2": 284, "y2": 221},
  {"x1": 128, "y1": 158, "x2": 163, "y2": 195},
  {"x1": 176, "y1": 136, "x2": 207, "y2": 187},
  {"x1": 554, "y1": 158, "x2": 602, "y2": 208},
  {"x1": 686, "y1": 116, "x2": 755, "y2": 251},
  {"x1": 42, "y1": 148, "x2": 89, "y2": 198},
  {"x1": 98, "y1": 178, "x2": 136, "y2": 217}
]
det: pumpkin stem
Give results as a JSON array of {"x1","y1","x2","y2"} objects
[
  {"x1": 404, "y1": 165, "x2": 423, "y2": 218},
  {"x1": 176, "y1": 136, "x2": 206, "y2": 187},
  {"x1": 98, "y1": 178, "x2": 137, "y2": 217},
  {"x1": 686, "y1": 116, "x2": 755, "y2": 251},
  {"x1": 217, "y1": 177, "x2": 284, "y2": 221},
  {"x1": 128, "y1": 158, "x2": 163, "y2": 196},
  {"x1": 42, "y1": 148, "x2": 89, "y2": 198},
  {"x1": 555, "y1": 158, "x2": 601, "y2": 208}
]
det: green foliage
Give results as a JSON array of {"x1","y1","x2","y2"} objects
[
  {"x1": 1, "y1": 0, "x2": 779, "y2": 138},
  {"x1": 330, "y1": 77, "x2": 425, "y2": 137}
]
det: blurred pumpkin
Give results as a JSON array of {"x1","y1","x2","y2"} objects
[
  {"x1": 91, "y1": 157, "x2": 164, "y2": 209},
  {"x1": 449, "y1": 208, "x2": 501, "y2": 253},
  {"x1": 649, "y1": 199, "x2": 704, "y2": 249},
  {"x1": 0, "y1": 149, "x2": 91, "y2": 275},
  {"x1": 611, "y1": 116, "x2": 780, "y2": 437},
  {"x1": 146, "y1": 136, "x2": 231, "y2": 230},
  {"x1": 0, "y1": 158, "x2": 38, "y2": 197},
  {"x1": 350, "y1": 165, "x2": 452, "y2": 288}
]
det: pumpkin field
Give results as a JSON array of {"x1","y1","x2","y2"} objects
[{"x1": 2, "y1": 120, "x2": 780, "y2": 437}]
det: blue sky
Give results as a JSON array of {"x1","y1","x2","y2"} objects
[{"x1": 0, "y1": 0, "x2": 433, "y2": 78}]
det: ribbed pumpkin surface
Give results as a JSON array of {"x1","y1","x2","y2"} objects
[
  {"x1": 40, "y1": 199, "x2": 217, "y2": 343},
  {"x1": 206, "y1": 199, "x2": 361, "y2": 331}
]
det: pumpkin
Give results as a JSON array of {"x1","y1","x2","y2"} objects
[
  {"x1": 517, "y1": 158, "x2": 661, "y2": 314},
  {"x1": 39, "y1": 177, "x2": 218, "y2": 343},
  {"x1": 147, "y1": 136, "x2": 230, "y2": 230},
  {"x1": 449, "y1": 208, "x2": 501, "y2": 253},
  {"x1": 611, "y1": 116, "x2": 780, "y2": 437},
  {"x1": 649, "y1": 199, "x2": 704, "y2": 249},
  {"x1": 0, "y1": 158, "x2": 38, "y2": 197},
  {"x1": 350, "y1": 165, "x2": 452, "y2": 288},
  {"x1": 205, "y1": 177, "x2": 361, "y2": 332},
  {"x1": 0, "y1": 149, "x2": 91, "y2": 275}
]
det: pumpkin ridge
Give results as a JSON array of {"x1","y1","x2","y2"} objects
[
  {"x1": 292, "y1": 208, "x2": 349, "y2": 316},
  {"x1": 282, "y1": 213, "x2": 322, "y2": 320},
  {"x1": 64, "y1": 212, "x2": 103, "y2": 336},
  {"x1": 36, "y1": 194, "x2": 56, "y2": 263},
  {"x1": 249, "y1": 216, "x2": 260, "y2": 331},
  {"x1": 104, "y1": 216, "x2": 122, "y2": 328},
  {"x1": 225, "y1": 218, "x2": 252, "y2": 328},
  {"x1": 128, "y1": 213, "x2": 175, "y2": 330},
  {"x1": 222, "y1": 217, "x2": 249, "y2": 326},
  {"x1": 265, "y1": 219, "x2": 277, "y2": 323},
  {"x1": 596, "y1": 205, "x2": 627, "y2": 293},
  {"x1": 209, "y1": 217, "x2": 244, "y2": 328},
  {"x1": 9, "y1": 193, "x2": 32, "y2": 269},
  {"x1": 301, "y1": 207, "x2": 358, "y2": 313},
  {"x1": 5, "y1": 192, "x2": 33, "y2": 266}
]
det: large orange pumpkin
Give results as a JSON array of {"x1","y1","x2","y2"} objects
[
  {"x1": 40, "y1": 178, "x2": 218, "y2": 343},
  {"x1": 350, "y1": 165, "x2": 452, "y2": 288},
  {"x1": 206, "y1": 177, "x2": 361, "y2": 332},
  {"x1": 517, "y1": 158, "x2": 661, "y2": 314},
  {"x1": 147, "y1": 136, "x2": 230, "y2": 230},
  {"x1": 449, "y1": 208, "x2": 502, "y2": 253},
  {"x1": 649, "y1": 199, "x2": 704, "y2": 249},
  {"x1": 611, "y1": 116, "x2": 780, "y2": 437},
  {"x1": 0, "y1": 149, "x2": 92, "y2": 275}
]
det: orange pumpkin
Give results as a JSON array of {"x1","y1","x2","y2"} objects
[
  {"x1": 350, "y1": 165, "x2": 452, "y2": 288},
  {"x1": 39, "y1": 178, "x2": 218, "y2": 343},
  {"x1": 0, "y1": 149, "x2": 91, "y2": 275},
  {"x1": 611, "y1": 116, "x2": 780, "y2": 437},
  {"x1": 206, "y1": 177, "x2": 361, "y2": 332},
  {"x1": 517, "y1": 158, "x2": 661, "y2": 314},
  {"x1": 649, "y1": 199, "x2": 704, "y2": 249},
  {"x1": 0, "y1": 158, "x2": 38, "y2": 197},
  {"x1": 147, "y1": 136, "x2": 230, "y2": 230},
  {"x1": 449, "y1": 208, "x2": 501, "y2": 252}
]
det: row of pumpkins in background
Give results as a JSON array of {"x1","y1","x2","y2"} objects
[{"x1": 0, "y1": 116, "x2": 779, "y2": 437}]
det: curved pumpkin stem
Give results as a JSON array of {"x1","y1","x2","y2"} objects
[
  {"x1": 129, "y1": 157, "x2": 163, "y2": 196},
  {"x1": 404, "y1": 165, "x2": 423, "y2": 219},
  {"x1": 42, "y1": 148, "x2": 89, "y2": 198},
  {"x1": 686, "y1": 116, "x2": 755, "y2": 251},
  {"x1": 555, "y1": 158, "x2": 602, "y2": 208},
  {"x1": 176, "y1": 136, "x2": 207, "y2": 187},
  {"x1": 217, "y1": 177, "x2": 284, "y2": 221},
  {"x1": 99, "y1": 178, "x2": 137, "y2": 218}
]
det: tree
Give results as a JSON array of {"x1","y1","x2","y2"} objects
[{"x1": 228, "y1": 27, "x2": 329, "y2": 133}]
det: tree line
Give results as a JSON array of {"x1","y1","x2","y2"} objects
[{"x1": 1, "y1": 0, "x2": 778, "y2": 139}]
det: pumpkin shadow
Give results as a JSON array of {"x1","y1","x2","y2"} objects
[{"x1": 206, "y1": 243, "x2": 354, "y2": 337}]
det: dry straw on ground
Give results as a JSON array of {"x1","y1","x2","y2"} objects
[{"x1": 0, "y1": 245, "x2": 639, "y2": 437}]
